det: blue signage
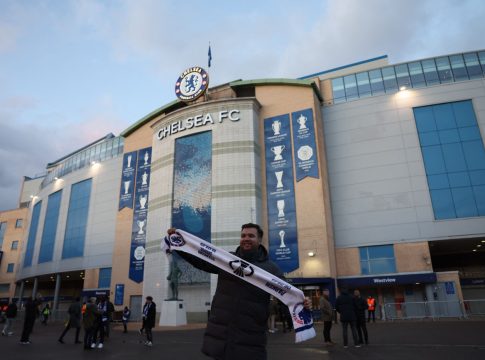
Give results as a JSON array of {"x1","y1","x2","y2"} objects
[
  {"x1": 129, "y1": 147, "x2": 152, "y2": 283},
  {"x1": 337, "y1": 272, "x2": 437, "y2": 288},
  {"x1": 291, "y1": 108, "x2": 319, "y2": 181},
  {"x1": 114, "y1": 284, "x2": 124, "y2": 305},
  {"x1": 445, "y1": 281, "x2": 455, "y2": 294},
  {"x1": 264, "y1": 114, "x2": 299, "y2": 273},
  {"x1": 119, "y1": 151, "x2": 138, "y2": 210}
]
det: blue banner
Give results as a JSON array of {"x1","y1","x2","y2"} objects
[
  {"x1": 114, "y1": 284, "x2": 124, "y2": 305},
  {"x1": 129, "y1": 147, "x2": 152, "y2": 283},
  {"x1": 119, "y1": 151, "x2": 137, "y2": 210},
  {"x1": 264, "y1": 114, "x2": 299, "y2": 273},
  {"x1": 337, "y1": 272, "x2": 437, "y2": 287},
  {"x1": 292, "y1": 108, "x2": 319, "y2": 181}
]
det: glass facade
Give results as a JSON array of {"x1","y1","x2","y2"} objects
[
  {"x1": 360, "y1": 245, "x2": 396, "y2": 275},
  {"x1": 38, "y1": 190, "x2": 62, "y2": 263},
  {"x1": 331, "y1": 51, "x2": 485, "y2": 103},
  {"x1": 0, "y1": 222, "x2": 6, "y2": 249},
  {"x1": 98, "y1": 267, "x2": 112, "y2": 288},
  {"x1": 414, "y1": 100, "x2": 485, "y2": 219},
  {"x1": 62, "y1": 179, "x2": 92, "y2": 259},
  {"x1": 24, "y1": 201, "x2": 42, "y2": 267}
]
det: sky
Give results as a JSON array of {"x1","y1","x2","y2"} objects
[{"x1": 1, "y1": 0, "x2": 485, "y2": 211}]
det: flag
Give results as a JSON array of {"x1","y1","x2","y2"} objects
[{"x1": 208, "y1": 44, "x2": 212, "y2": 68}]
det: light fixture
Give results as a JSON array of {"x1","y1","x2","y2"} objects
[
  {"x1": 472, "y1": 249, "x2": 477, "y2": 252},
  {"x1": 54, "y1": 176, "x2": 58, "y2": 180},
  {"x1": 66, "y1": 275, "x2": 70, "y2": 278},
  {"x1": 478, "y1": 245, "x2": 482, "y2": 248},
  {"x1": 481, "y1": 240, "x2": 485, "y2": 243},
  {"x1": 415, "y1": 282, "x2": 420, "y2": 285},
  {"x1": 399, "y1": 86, "x2": 407, "y2": 91},
  {"x1": 308, "y1": 251, "x2": 315, "y2": 257},
  {"x1": 91, "y1": 161, "x2": 97, "y2": 165}
]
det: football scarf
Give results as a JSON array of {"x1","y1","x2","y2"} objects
[{"x1": 162, "y1": 229, "x2": 316, "y2": 343}]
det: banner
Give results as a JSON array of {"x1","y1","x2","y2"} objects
[
  {"x1": 291, "y1": 108, "x2": 319, "y2": 181},
  {"x1": 129, "y1": 147, "x2": 152, "y2": 283},
  {"x1": 264, "y1": 114, "x2": 299, "y2": 273},
  {"x1": 114, "y1": 284, "x2": 124, "y2": 306},
  {"x1": 119, "y1": 151, "x2": 137, "y2": 210}
]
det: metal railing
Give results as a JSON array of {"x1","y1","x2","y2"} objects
[{"x1": 383, "y1": 299, "x2": 485, "y2": 320}]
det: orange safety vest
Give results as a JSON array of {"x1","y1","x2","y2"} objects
[
  {"x1": 367, "y1": 297, "x2": 376, "y2": 311},
  {"x1": 81, "y1": 303, "x2": 87, "y2": 314}
]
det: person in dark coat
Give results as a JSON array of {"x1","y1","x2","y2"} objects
[
  {"x1": 82, "y1": 297, "x2": 100, "y2": 350},
  {"x1": 168, "y1": 223, "x2": 284, "y2": 360},
  {"x1": 122, "y1": 306, "x2": 131, "y2": 333},
  {"x1": 58, "y1": 297, "x2": 82, "y2": 344},
  {"x1": 319, "y1": 289, "x2": 334, "y2": 345},
  {"x1": 335, "y1": 288, "x2": 360, "y2": 348},
  {"x1": 353, "y1": 289, "x2": 369, "y2": 345},
  {"x1": 20, "y1": 297, "x2": 40, "y2": 344},
  {"x1": 2, "y1": 299, "x2": 18, "y2": 336},
  {"x1": 142, "y1": 296, "x2": 156, "y2": 346}
]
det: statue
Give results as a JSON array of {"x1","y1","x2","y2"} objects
[{"x1": 166, "y1": 251, "x2": 182, "y2": 301}]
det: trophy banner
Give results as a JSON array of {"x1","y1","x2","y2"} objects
[
  {"x1": 264, "y1": 114, "x2": 299, "y2": 273},
  {"x1": 292, "y1": 108, "x2": 319, "y2": 181},
  {"x1": 163, "y1": 230, "x2": 316, "y2": 343},
  {"x1": 119, "y1": 151, "x2": 138, "y2": 210}
]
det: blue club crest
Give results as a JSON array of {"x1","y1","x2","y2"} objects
[{"x1": 175, "y1": 67, "x2": 209, "y2": 102}]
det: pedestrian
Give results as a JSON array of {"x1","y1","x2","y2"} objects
[
  {"x1": 141, "y1": 296, "x2": 156, "y2": 346},
  {"x1": 41, "y1": 303, "x2": 51, "y2": 325},
  {"x1": 353, "y1": 290, "x2": 369, "y2": 345},
  {"x1": 122, "y1": 306, "x2": 131, "y2": 333},
  {"x1": 335, "y1": 288, "x2": 360, "y2": 348},
  {"x1": 319, "y1": 289, "x2": 334, "y2": 345},
  {"x1": 92, "y1": 296, "x2": 109, "y2": 348},
  {"x1": 105, "y1": 295, "x2": 115, "y2": 338},
  {"x1": 20, "y1": 297, "x2": 40, "y2": 344},
  {"x1": 166, "y1": 223, "x2": 286, "y2": 360},
  {"x1": 82, "y1": 297, "x2": 100, "y2": 350},
  {"x1": 2, "y1": 299, "x2": 18, "y2": 336},
  {"x1": 367, "y1": 295, "x2": 376, "y2": 322},
  {"x1": 58, "y1": 297, "x2": 82, "y2": 344},
  {"x1": 268, "y1": 296, "x2": 278, "y2": 333}
]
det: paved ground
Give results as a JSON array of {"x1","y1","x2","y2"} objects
[{"x1": 1, "y1": 319, "x2": 485, "y2": 360}]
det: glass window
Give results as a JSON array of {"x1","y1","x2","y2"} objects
[
  {"x1": 459, "y1": 126, "x2": 481, "y2": 141},
  {"x1": 473, "y1": 185, "x2": 485, "y2": 215},
  {"x1": 395, "y1": 64, "x2": 411, "y2": 89},
  {"x1": 422, "y1": 59, "x2": 440, "y2": 85},
  {"x1": 438, "y1": 129, "x2": 460, "y2": 144},
  {"x1": 408, "y1": 61, "x2": 426, "y2": 87},
  {"x1": 421, "y1": 146, "x2": 446, "y2": 175},
  {"x1": 369, "y1": 69, "x2": 385, "y2": 95},
  {"x1": 469, "y1": 170, "x2": 485, "y2": 186},
  {"x1": 382, "y1": 67, "x2": 398, "y2": 92},
  {"x1": 98, "y1": 267, "x2": 112, "y2": 288},
  {"x1": 418, "y1": 131, "x2": 440, "y2": 146},
  {"x1": 11, "y1": 240, "x2": 19, "y2": 250},
  {"x1": 442, "y1": 143, "x2": 467, "y2": 172},
  {"x1": 462, "y1": 140, "x2": 485, "y2": 170},
  {"x1": 449, "y1": 54, "x2": 469, "y2": 81},
  {"x1": 0, "y1": 222, "x2": 6, "y2": 248},
  {"x1": 356, "y1": 72, "x2": 371, "y2": 97},
  {"x1": 360, "y1": 245, "x2": 396, "y2": 275},
  {"x1": 433, "y1": 103, "x2": 456, "y2": 130},
  {"x1": 428, "y1": 174, "x2": 450, "y2": 190},
  {"x1": 436, "y1": 56, "x2": 453, "y2": 83},
  {"x1": 343, "y1": 74, "x2": 358, "y2": 100},
  {"x1": 463, "y1": 52, "x2": 482, "y2": 79},
  {"x1": 448, "y1": 172, "x2": 471, "y2": 188},
  {"x1": 331, "y1": 78, "x2": 345, "y2": 103},
  {"x1": 451, "y1": 187, "x2": 478, "y2": 218},
  {"x1": 7, "y1": 263, "x2": 14, "y2": 273},
  {"x1": 414, "y1": 107, "x2": 436, "y2": 132},
  {"x1": 478, "y1": 51, "x2": 485, "y2": 76},
  {"x1": 38, "y1": 190, "x2": 62, "y2": 263},
  {"x1": 15, "y1": 219, "x2": 23, "y2": 228},
  {"x1": 430, "y1": 189, "x2": 456, "y2": 219},
  {"x1": 453, "y1": 101, "x2": 477, "y2": 127},
  {"x1": 24, "y1": 201, "x2": 42, "y2": 267}
]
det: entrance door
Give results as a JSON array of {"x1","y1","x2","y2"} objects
[{"x1": 130, "y1": 295, "x2": 142, "y2": 321}]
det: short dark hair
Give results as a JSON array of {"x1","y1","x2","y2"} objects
[
  {"x1": 241, "y1": 223, "x2": 263, "y2": 238},
  {"x1": 146, "y1": 296, "x2": 153, "y2": 301}
]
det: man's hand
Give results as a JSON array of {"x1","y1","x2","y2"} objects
[{"x1": 167, "y1": 228, "x2": 176, "y2": 235}]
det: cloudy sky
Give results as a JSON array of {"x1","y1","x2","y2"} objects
[{"x1": 1, "y1": 0, "x2": 485, "y2": 211}]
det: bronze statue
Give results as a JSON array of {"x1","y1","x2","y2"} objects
[{"x1": 167, "y1": 252, "x2": 182, "y2": 300}]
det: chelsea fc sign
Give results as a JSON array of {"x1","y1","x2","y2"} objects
[{"x1": 175, "y1": 67, "x2": 209, "y2": 102}]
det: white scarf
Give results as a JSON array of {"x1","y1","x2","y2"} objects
[{"x1": 162, "y1": 229, "x2": 316, "y2": 343}]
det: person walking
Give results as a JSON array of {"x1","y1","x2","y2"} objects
[
  {"x1": 335, "y1": 288, "x2": 360, "y2": 349},
  {"x1": 354, "y1": 290, "x2": 369, "y2": 345},
  {"x1": 105, "y1": 296, "x2": 115, "y2": 338},
  {"x1": 142, "y1": 296, "x2": 156, "y2": 346},
  {"x1": 122, "y1": 306, "x2": 131, "y2": 333},
  {"x1": 2, "y1": 299, "x2": 18, "y2": 336},
  {"x1": 367, "y1": 295, "x2": 376, "y2": 322},
  {"x1": 20, "y1": 297, "x2": 40, "y2": 344},
  {"x1": 41, "y1": 303, "x2": 51, "y2": 325},
  {"x1": 58, "y1": 297, "x2": 82, "y2": 344},
  {"x1": 82, "y1": 297, "x2": 100, "y2": 350},
  {"x1": 319, "y1": 289, "x2": 334, "y2": 345},
  {"x1": 92, "y1": 296, "x2": 109, "y2": 348}
]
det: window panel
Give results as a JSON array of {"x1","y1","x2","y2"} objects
[
  {"x1": 98, "y1": 267, "x2": 112, "y2": 288},
  {"x1": 428, "y1": 174, "x2": 450, "y2": 190},
  {"x1": 438, "y1": 129, "x2": 459, "y2": 144},
  {"x1": 478, "y1": 51, "x2": 485, "y2": 76},
  {"x1": 343, "y1": 74, "x2": 358, "y2": 100},
  {"x1": 7, "y1": 263, "x2": 14, "y2": 273},
  {"x1": 469, "y1": 170, "x2": 485, "y2": 186},
  {"x1": 382, "y1": 67, "x2": 398, "y2": 92},
  {"x1": 369, "y1": 69, "x2": 385, "y2": 95},
  {"x1": 24, "y1": 201, "x2": 42, "y2": 267},
  {"x1": 453, "y1": 101, "x2": 477, "y2": 127},
  {"x1": 451, "y1": 187, "x2": 478, "y2": 218},
  {"x1": 459, "y1": 126, "x2": 481, "y2": 141},
  {"x1": 463, "y1": 52, "x2": 482, "y2": 79},
  {"x1": 462, "y1": 140, "x2": 485, "y2": 170},
  {"x1": 422, "y1": 59, "x2": 440, "y2": 85},
  {"x1": 473, "y1": 185, "x2": 485, "y2": 215},
  {"x1": 38, "y1": 190, "x2": 62, "y2": 263},
  {"x1": 331, "y1": 78, "x2": 346, "y2": 103},
  {"x1": 418, "y1": 131, "x2": 440, "y2": 146},
  {"x1": 370, "y1": 258, "x2": 397, "y2": 274},
  {"x1": 442, "y1": 143, "x2": 467, "y2": 172},
  {"x1": 356, "y1": 72, "x2": 371, "y2": 97},
  {"x1": 360, "y1": 260, "x2": 370, "y2": 275},
  {"x1": 368, "y1": 245, "x2": 394, "y2": 259},
  {"x1": 448, "y1": 172, "x2": 471, "y2": 188},
  {"x1": 408, "y1": 61, "x2": 426, "y2": 87},
  {"x1": 11, "y1": 240, "x2": 19, "y2": 250},
  {"x1": 436, "y1": 57, "x2": 453, "y2": 83},
  {"x1": 395, "y1": 64, "x2": 411, "y2": 89},
  {"x1": 359, "y1": 245, "x2": 396, "y2": 275},
  {"x1": 414, "y1": 107, "x2": 436, "y2": 132},
  {"x1": 359, "y1": 247, "x2": 369, "y2": 261},
  {"x1": 430, "y1": 189, "x2": 456, "y2": 219},
  {"x1": 433, "y1": 103, "x2": 456, "y2": 130},
  {"x1": 421, "y1": 146, "x2": 446, "y2": 175},
  {"x1": 449, "y1": 54, "x2": 469, "y2": 81}
]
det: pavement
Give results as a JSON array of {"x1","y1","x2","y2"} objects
[{"x1": 1, "y1": 319, "x2": 485, "y2": 360}]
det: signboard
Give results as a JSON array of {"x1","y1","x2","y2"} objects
[
  {"x1": 175, "y1": 67, "x2": 209, "y2": 102},
  {"x1": 291, "y1": 108, "x2": 319, "y2": 181},
  {"x1": 119, "y1": 151, "x2": 137, "y2": 210}
]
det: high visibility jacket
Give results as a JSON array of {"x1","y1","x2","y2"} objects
[
  {"x1": 81, "y1": 303, "x2": 87, "y2": 314},
  {"x1": 367, "y1": 297, "x2": 376, "y2": 311}
]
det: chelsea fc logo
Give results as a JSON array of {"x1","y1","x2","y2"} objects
[{"x1": 175, "y1": 67, "x2": 209, "y2": 102}]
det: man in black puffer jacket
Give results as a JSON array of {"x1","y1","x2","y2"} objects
[
  {"x1": 335, "y1": 287, "x2": 360, "y2": 348},
  {"x1": 169, "y1": 223, "x2": 283, "y2": 360}
]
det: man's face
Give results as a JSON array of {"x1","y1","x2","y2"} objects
[{"x1": 240, "y1": 227, "x2": 260, "y2": 252}]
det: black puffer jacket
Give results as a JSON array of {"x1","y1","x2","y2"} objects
[
  {"x1": 335, "y1": 290, "x2": 357, "y2": 322},
  {"x1": 178, "y1": 244, "x2": 283, "y2": 360}
]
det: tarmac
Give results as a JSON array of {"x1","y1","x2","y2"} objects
[{"x1": 1, "y1": 318, "x2": 485, "y2": 360}]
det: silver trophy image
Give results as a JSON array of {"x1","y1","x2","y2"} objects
[
  {"x1": 123, "y1": 180, "x2": 131, "y2": 195},
  {"x1": 277, "y1": 199, "x2": 285, "y2": 218},
  {"x1": 297, "y1": 114, "x2": 308, "y2": 130},
  {"x1": 142, "y1": 171, "x2": 148, "y2": 185},
  {"x1": 271, "y1": 145, "x2": 285, "y2": 161},
  {"x1": 127, "y1": 155, "x2": 132, "y2": 168},
  {"x1": 272, "y1": 119, "x2": 282, "y2": 135},
  {"x1": 139, "y1": 195, "x2": 147, "y2": 209},
  {"x1": 144, "y1": 151, "x2": 150, "y2": 165},
  {"x1": 279, "y1": 230, "x2": 286, "y2": 248},
  {"x1": 137, "y1": 219, "x2": 146, "y2": 235},
  {"x1": 275, "y1": 171, "x2": 284, "y2": 189}
]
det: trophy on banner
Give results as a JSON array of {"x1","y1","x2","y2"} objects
[
  {"x1": 279, "y1": 230, "x2": 286, "y2": 248},
  {"x1": 142, "y1": 172, "x2": 148, "y2": 185},
  {"x1": 144, "y1": 151, "x2": 150, "y2": 165},
  {"x1": 271, "y1": 145, "x2": 285, "y2": 161},
  {"x1": 277, "y1": 199, "x2": 285, "y2": 218},
  {"x1": 275, "y1": 171, "x2": 284, "y2": 189},
  {"x1": 123, "y1": 180, "x2": 131, "y2": 195},
  {"x1": 139, "y1": 195, "x2": 147, "y2": 209},
  {"x1": 297, "y1": 114, "x2": 308, "y2": 130},
  {"x1": 137, "y1": 220, "x2": 146, "y2": 235},
  {"x1": 272, "y1": 119, "x2": 282, "y2": 135},
  {"x1": 127, "y1": 155, "x2": 132, "y2": 168}
]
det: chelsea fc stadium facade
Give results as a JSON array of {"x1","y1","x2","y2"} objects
[{"x1": 1, "y1": 50, "x2": 485, "y2": 321}]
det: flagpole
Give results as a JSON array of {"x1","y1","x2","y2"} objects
[{"x1": 206, "y1": 42, "x2": 212, "y2": 101}]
